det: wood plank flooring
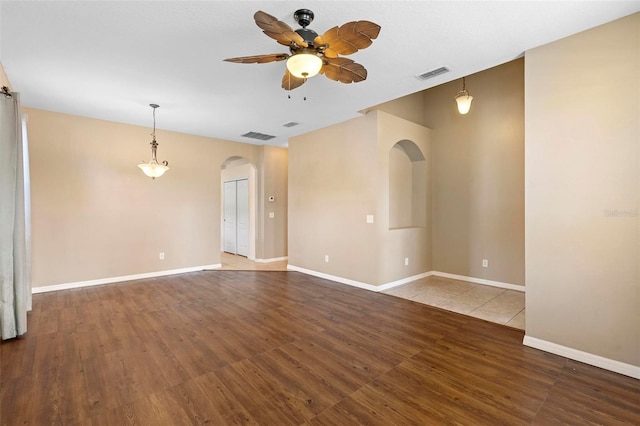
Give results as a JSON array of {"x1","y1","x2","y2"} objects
[{"x1": 1, "y1": 271, "x2": 639, "y2": 425}]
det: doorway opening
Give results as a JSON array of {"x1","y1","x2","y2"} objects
[
  {"x1": 220, "y1": 156, "x2": 288, "y2": 271},
  {"x1": 223, "y1": 178, "x2": 249, "y2": 256},
  {"x1": 221, "y1": 157, "x2": 256, "y2": 259}
]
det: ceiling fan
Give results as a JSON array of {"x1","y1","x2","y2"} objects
[{"x1": 223, "y1": 9, "x2": 381, "y2": 91}]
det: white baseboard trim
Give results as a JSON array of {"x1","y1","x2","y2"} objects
[
  {"x1": 286, "y1": 265, "x2": 433, "y2": 293},
  {"x1": 286, "y1": 265, "x2": 378, "y2": 291},
  {"x1": 285, "y1": 266, "x2": 524, "y2": 295},
  {"x1": 255, "y1": 256, "x2": 288, "y2": 263},
  {"x1": 431, "y1": 271, "x2": 525, "y2": 292},
  {"x1": 31, "y1": 264, "x2": 222, "y2": 294},
  {"x1": 377, "y1": 271, "x2": 434, "y2": 291},
  {"x1": 523, "y1": 335, "x2": 640, "y2": 379}
]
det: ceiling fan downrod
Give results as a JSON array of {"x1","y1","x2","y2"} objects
[{"x1": 293, "y1": 9, "x2": 314, "y2": 28}]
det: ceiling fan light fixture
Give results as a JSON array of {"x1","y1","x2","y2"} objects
[
  {"x1": 455, "y1": 77, "x2": 473, "y2": 115},
  {"x1": 286, "y1": 50, "x2": 323, "y2": 78},
  {"x1": 223, "y1": 10, "x2": 380, "y2": 90}
]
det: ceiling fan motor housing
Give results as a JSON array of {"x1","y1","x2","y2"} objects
[{"x1": 295, "y1": 28, "x2": 319, "y2": 45}]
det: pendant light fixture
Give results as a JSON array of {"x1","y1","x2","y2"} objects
[
  {"x1": 138, "y1": 103, "x2": 169, "y2": 179},
  {"x1": 454, "y1": 77, "x2": 473, "y2": 115}
]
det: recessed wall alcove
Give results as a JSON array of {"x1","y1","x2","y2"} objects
[{"x1": 389, "y1": 139, "x2": 427, "y2": 229}]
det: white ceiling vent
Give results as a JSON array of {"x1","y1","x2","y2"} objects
[
  {"x1": 282, "y1": 121, "x2": 299, "y2": 128},
  {"x1": 241, "y1": 131, "x2": 276, "y2": 141},
  {"x1": 416, "y1": 66, "x2": 450, "y2": 81}
]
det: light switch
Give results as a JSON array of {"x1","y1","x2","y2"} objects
[
  {"x1": 269, "y1": 212, "x2": 275, "y2": 218},
  {"x1": 366, "y1": 215, "x2": 374, "y2": 223}
]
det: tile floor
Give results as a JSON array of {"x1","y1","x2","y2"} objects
[
  {"x1": 383, "y1": 275, "x2": 525, "y2": 330},
  {"x1": 219, "y1": 253, "x2": 525, "y2": 330},
  {"x1": 220, "y1": 252, "x2": 288, "y2": 271}
]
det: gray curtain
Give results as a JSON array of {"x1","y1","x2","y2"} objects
[{"x1": 0, "y1": 91, "x2": 31, "y2": 340}]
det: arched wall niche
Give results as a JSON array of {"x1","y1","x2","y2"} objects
[{"x1": 389, "y1": 139, "x2": 427, "y2": 229}]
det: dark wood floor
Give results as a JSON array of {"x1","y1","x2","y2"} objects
[{"x1": 1, "y1": 271, "x2": 639, "y2": 425}]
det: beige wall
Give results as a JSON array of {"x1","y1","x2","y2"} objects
[
  {"x1": 424, "y1": 59, "x2": 525, "y2": 286},
  {"x1": 25, "y1": 108, "x2": 273, "y2": 288},
  {"x1": 258, "y1": 146, "x2": 288, "y2": 260},
  {"x1": 376, "y1": 111, "x2": 432, "y2": 284},
  {"x1": 525, "y1": 14, "x2": 639, "y2": 366},
  {"x1": 288, "y1": 110, "x2": 431, "y2": 286},
  {"x1": 368, "y1": 60, "x2": 525, "y2": 286},
  {"x1": 367, "y1": 91, "x2": 426, "y2": 126},
  {"x1": 289, "y1": 113, "x2": 380, "y2": 284}
]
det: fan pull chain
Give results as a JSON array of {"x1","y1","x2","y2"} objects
[
  {"x1": 284, "y1": 75, "x2": 310, "y2": 101},
  {"x1": 303, "y1": 77, "x2": 308, "y2": 101}
]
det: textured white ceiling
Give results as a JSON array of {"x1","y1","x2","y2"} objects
[{"x1": 1, "y1": 1, "x2": 639, "y2": 146}]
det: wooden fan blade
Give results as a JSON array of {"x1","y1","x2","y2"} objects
[
  {"x1": 254, "y1": 10, "x2": 308, "y2": 47},
  {"x1": 281, "y1": 69, "x2": 306, "y2": 91},
  {"x1": 321, "y1": 57, "x2": 367, "y2": 84},
  {"x1": 320, "y1": 20, "x2": 381, "y2": 56},
  {"x1": 223, "y1": 53, "x2": 289, "y2": 64},
  {"x1": 322, "y1": 48, "x2": 339, "y2": 59},
  {"x1": 312, "y1": 35, "x2": 339, "y2": 58}
]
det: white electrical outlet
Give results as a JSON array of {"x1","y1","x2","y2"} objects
[
  {"x1": 159, "y1": 252, "x2": 165, "y2": 260},
  {"x1": 366, "y1": 214, "x2": 374, "y2": 224},
  {"x1": 482, "y1": 259, "x2": 488, "y2": 268},
  {"x1": 404, "y1": 257, "x2": 409, "y2": 266},
  {"x1": 324, "y1": 255, "x2": 329, "y2": 263},
  {"x1": 269, "y1": 212, "x2": 275, "y2": 218}
]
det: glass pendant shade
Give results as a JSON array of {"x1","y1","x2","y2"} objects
[
  {"x1": 286, "y1": 52, "x2": 323, "y2": 78},
  {"x1": 455, "y1": 77, "x2": 473, "y2": 115},
  {"x1": 138, "y1": 161, "x2": 169, "y2": 178},
  {"x1": 455, "y1": 93, "x2": 473, "y2": 114}
]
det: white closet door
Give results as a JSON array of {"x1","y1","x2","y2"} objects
[
  {"x1": 236, "y1": 179, "x2": 249, "y2": 256},
  {"x1": 223, "y1": 180, "x2": 237, "y2": 253}
]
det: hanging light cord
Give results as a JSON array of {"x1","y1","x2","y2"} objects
[
  {"x1": 456, "y1": 77, "x2": 470, "y2": 98},
  {"x1": 151, "y1": 105, "x2": 157, "y2": 142},
  {"x1": 149, "y1": 104, "x2": 168, "y2": 166},
  {"x1": 149, "y1": 105, "x2": 159, "y2": 162}
]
